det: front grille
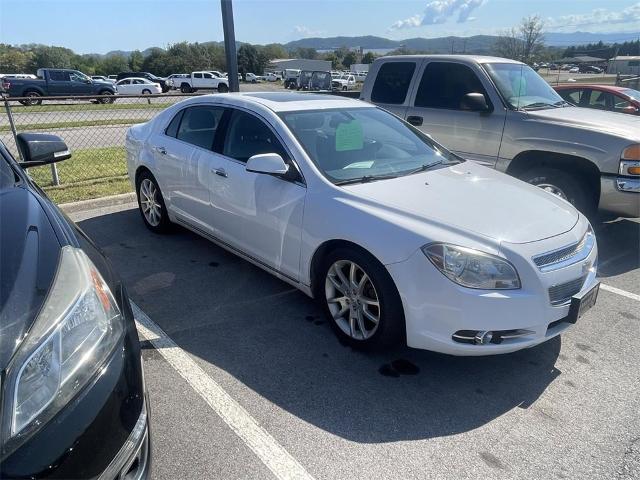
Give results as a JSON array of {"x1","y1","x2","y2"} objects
[
  {"x1": 548, "y1": 275, "x2": 587, "y2": 306},
  {"x1": 534, "y1": 235, "x2": 587, "y2": 269}
]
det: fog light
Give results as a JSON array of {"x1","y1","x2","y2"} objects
[{"x1": 474, "y1": 331, "x2": 493, "y2": 345}]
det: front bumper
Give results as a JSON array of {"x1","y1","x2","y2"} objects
[
  {"x1": 599, "y1": 175, "x2": 640, "y2": 218},
  {"x1": 387, "y1": 223, "x2": 598, "y2": 356}
]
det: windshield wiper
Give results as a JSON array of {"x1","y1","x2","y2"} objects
[
  {"x1": 334, "y1": 174, "x2": 399, "y2": 186},
  {"x1": 522, "y1": 102, "x2": 561, "y2": 110},
  {"x1": 404, "y1": 160, "x2": 443, "y2": 176}
]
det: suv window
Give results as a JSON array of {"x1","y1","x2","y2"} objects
[
  {"x1": 371, "y1": 62, "x2": 416, "y2": 105},
  {"x1": 49, "y1": 70, "x2": 70, "y2": 81},
  {"x1": 176, "y1": 106, "x2": 224, "y2": 150},
  {"x1": 415, "y1": 62, "x2": 489, "y2": 110},
  {"x1": 223, "y1": 110, "x2": 287, "y2": 162}
]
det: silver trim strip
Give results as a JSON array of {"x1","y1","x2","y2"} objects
[{"x1": 532, "y1": 229, "x2": 595, "y2": 272}]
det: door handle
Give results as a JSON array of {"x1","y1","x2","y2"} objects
[
  {"x1": 155, "y1": 146, "x2": 167, "y2": 155},
  {"x1": 213, "y1": 168, "x2": 227, "y2": 178},
  {"x1": 407, "y1": 115, "x2": 423, "y2": 126}
]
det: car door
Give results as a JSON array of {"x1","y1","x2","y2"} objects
[
  {"x1": 368, "y1": 60, "x2": 419, "y2": 118},
  {"x1": 151, "y1": 105, "x2": 225, "y2": 234},
  {"x1": 207, "y1": 108, "x2": 305, "y2": 281},
  {"x1": 192, "y1": 73, "x2": 204, "y2": 89},
  {"x1": 69, "y1": 71, "x2": 94, "y2": 95},
  {"x1": 117, "y1": 79, "x2": 132, "y2": 94},
  {"x1": 132, "y1": 79, "x2": 147, "y2": 94},
  {"x1": 404, "y1": 60, "x2": 506, "y2": 166}
]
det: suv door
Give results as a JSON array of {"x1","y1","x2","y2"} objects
[
  {"x1": 207, "y1": 108, "x2": 305, "y2": 281},
  {"x1": 405, "y1": 61, "x2": 507, "y2": 166}
]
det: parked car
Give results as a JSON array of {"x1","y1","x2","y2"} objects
[
  {"x1": 579, "y1": 65, "x2": 603, "y2": 74},
  {"x1": 0, "y1": 133, "x2": 150, "y2": 478},
  {"x1": 352, "y1": 71, "x2": 368, "y2": 82},
  {"x1": 125, "y1": 92, "x2": 599, "y2": 355},
  {"x1": 554, "y1": 84, "x2": 640, "y2": 116},
  {"x1": 208, "y1": 70, "x2": 226, "y2": 78},
  {"x1": 569, "y1": 66, "x2": 579, "y2": 73},
  {"x1": 332, "y1": 74, "x2": 357, "y2": 91},
  {"x1": 117, "y1": 72, "x2": 169, "y2": 92},
  {"x1": 177, "y1": 71, "x2": 229, "y2": 93},
  {"x1": 116, "y1": 77, "x2": 162, "y2": 95},
  {"x1": 108, "y1": 74, "x2": 118, "y2": 81},
  {"x1": 283, "y1": 69, "x2": 301, "y2": 89},
  {"x1": 166, "y1": 73, "x2": 189, "y2": 89},
  {"x1": 2, "y1": 68, "x2": 116, "y2": 105},
  {"x1": 361, "y1": 55, "x2": 640, "y2": 218},
  {"x1": 245, "y1": 72, "x2": 261, "y2": 83},
  {"x1": 0, "y1": 73, "x2": 37, "y2": 79},
  {"x1": 264, "y1": 72, "x2": 282, "y2": 82},
  {"x1": 91, "y1": 75, "x2": 114, "y2": 83}
]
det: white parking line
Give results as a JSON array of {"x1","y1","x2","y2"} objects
[
  {"x1": 601, "y1": 284, "x2": 640, "y2": 302},
  {"x1": 131, "y1": 301, "x2": 315, "y2": 480}
]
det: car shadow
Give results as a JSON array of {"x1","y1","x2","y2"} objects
[
  {"x1": 593, "y1": 218, "x2": 639, "y2": 278},
  {"x1": 80, "y1": 208, "x2": 562, "y2": 443}
]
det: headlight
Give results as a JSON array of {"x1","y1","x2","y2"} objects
[
  {"x1": 2, "y1": 246, "x2": 123, "y2": 455},
  {"x1": 422, "y1": 243, "x2": 521, "y2": 290}
]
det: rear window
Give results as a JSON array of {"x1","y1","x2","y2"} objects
[{"x1": 371, "y1": 62, "x2": 416, "y2": 105}]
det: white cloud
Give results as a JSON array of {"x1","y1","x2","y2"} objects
[
  {"x1": 547, "y1": 2, "x2": 640, "y2": 29},
  {"x1": 293, "y1": 25, "x2": 324, "y2": 37},
  {"x1": 390, "y1": 0, "x2": 486, "y2": 31}
]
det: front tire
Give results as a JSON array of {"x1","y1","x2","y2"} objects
[
  {"x1": 518, "y1": 167, "x2": 592, "y2": 214},
  {"x1": 319, "y1": 248, "x2": 405, "y2": 350},
  {"x1": 136, "y1": 171, "x2": 172, "y2": 233},
  {"x1": 97, "y1": 91, "x2": 115, "y2": 104},
  {"x1": 217, "y1": 83, "x2": 229, "y2": 93}
]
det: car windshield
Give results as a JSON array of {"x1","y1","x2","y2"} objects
[
  {"x1": 483, "y1": 63, "x2": 566, "y2": 110},
  {"x1": 622, "y1": 88, "x2": 640, "y2": 102},
  {"x1": 280, "y1": 107, "x2": 460, "y2": 184}
]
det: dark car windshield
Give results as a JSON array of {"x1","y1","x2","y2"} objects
[
  {"x1": 280, "y1": 107, "x2": 460, "y2": 184},
  {"x1": 483, "y1": 63, "x2": 566, "y2": 110}
]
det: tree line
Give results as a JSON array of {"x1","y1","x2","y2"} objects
[{"x1": 0, "y1": 42, "x2": 375, "y2": 77}]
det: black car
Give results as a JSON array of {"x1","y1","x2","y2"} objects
[
  {"x1": 117, "y1": 71, "x2": 169, "y2": 92},
  {"x1": 0, "y1": 134, "x2": 150, "y2": 478},
  {"x1": 578, "y1": 65, "x2": 603, "y2": 74}
]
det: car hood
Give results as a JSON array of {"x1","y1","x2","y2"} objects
[
  {"x1": 0, "y1": 186, "x2": 60, "y2": 370},
  {"x1": 527, "y1": 106, "x2": 640, "y2": 141},
  {"x1": 342, "y1": 162, "x2": 579, "y2": 245}
]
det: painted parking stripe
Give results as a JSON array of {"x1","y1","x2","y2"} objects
[
  {"x1": 131, "y1": 301, "x2": 315, "y2": 480},
  {"x1": 601, "y1": 284, "x2": 640, "y2": 302}
]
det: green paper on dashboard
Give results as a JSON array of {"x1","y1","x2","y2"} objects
[{"x1": 335, "y1": 121, "x2": 364, "y2": 152}]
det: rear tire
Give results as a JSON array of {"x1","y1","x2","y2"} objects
[
  {"x1": 180, "y1": 83, "x2": 192, "y2": 94},
  {"x1": 518, "y1": 166, "x2": 592, "y2": 215},
  {"x1": 141, "y1": 89, "x2": 151, "y2": 95},
  {"x1": 19, "y1": 90, "x2": 42, "y2": 106},
  {"x1": 136, "y1": 171, "x2": 172, "y2": 233},
  {"x1": 217, "y1": 83, "x2": 229, "y2": 93},
  {"x1": 318, "y1": 247, "x2": 405, "y2": 351}
]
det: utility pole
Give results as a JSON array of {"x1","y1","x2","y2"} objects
[
  {"x1": 451, "y1": 39, "x2": 455, "y2": 54},
  {"x1": 221, "y1": 0, "x2": 239, "y2": 92}
]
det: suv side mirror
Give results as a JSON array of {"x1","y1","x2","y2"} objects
[
  {"x1": 461, "y1": 93, "x2": 491, "y2": 112},
  {"x1": 246, "y1": 153, "x2": 289, "y2": 176},
  {"x1": 16, "y1": 133, "x2": 71, "y2": 167}
]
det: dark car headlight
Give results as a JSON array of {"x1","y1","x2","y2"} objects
[{"x1": 1, "y1": 246, "x2": 123, "y2": 456}]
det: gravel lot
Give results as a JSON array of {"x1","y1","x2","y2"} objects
[{"x1": 68, "y1": 201, "x2": 640, "y2": 480}]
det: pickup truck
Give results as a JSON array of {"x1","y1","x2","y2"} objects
[
  {"x1": 2, "y1": 68, "x2": 117, "y2": 105},
  {"x1": 332, "y1": 74, "x2": 357, "y2": 91},
  {"x1": 361, "y1": 55, "x2": 640, "y2": 218},
  {"x1": 178, "y1": 71, "x2": 229, "y2": 93}
]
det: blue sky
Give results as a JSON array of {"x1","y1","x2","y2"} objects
[{"x1": 1, "y1": 0, "x2": 639, "y2": 54}]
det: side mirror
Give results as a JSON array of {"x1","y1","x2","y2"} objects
[
  {"x1": 461, "y1": 93, "x2": 492, "y2": 112},
  {"x1": 246, "y1": 153, "x2": 289, "y2": 176},
  {"x1": 16, "y1": 133, "x2": 71, "y2": 167}
]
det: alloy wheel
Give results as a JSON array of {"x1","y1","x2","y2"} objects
[
  {"x1": 325, "y1": 260, "x2": 381, "y2": 340},
  {"x1": 536, "y1": 183, "x2": 568, "y2": 200},
  {"x1": 140, "y1": 179, "x2": 162, "y2": 226}
]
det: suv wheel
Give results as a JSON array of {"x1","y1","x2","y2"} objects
[{"x1": 98, "y1": 91, "x2": 115, "y2": 104}]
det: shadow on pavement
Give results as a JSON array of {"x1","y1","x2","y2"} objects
[
  {"x1": 80, "y1": 208, "x2": 562, "y2": 443},
  {"x1": 594, "y1": 218, "x2": 639, "y2": 278}
]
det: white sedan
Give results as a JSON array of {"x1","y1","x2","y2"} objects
[
  {"x1": 125, "y1": 93, "x2": 599, "y2": 355},
  {"x1": 115, "y1": 77, "x2": 162, "y2": 95}
]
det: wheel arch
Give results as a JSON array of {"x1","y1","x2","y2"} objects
[
  {"x1": 22, "y1": 86, "x2": 45, "y2": 96},
  {"x1": 506, "y1": 150, "x2": 601, "y2": 205}
]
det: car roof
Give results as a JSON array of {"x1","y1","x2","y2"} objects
[
  {"x1": 378, "y1": 54, "x2": 524, "y2": 65},
  {"x1": 186, "y1": 92, "x2": 370, "y2": 113},
  {"x1": 118, "y1": 77, "x2": 151, "y2": 82}
]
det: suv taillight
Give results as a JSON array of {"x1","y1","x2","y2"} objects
[{"x1": 1, "y1": 80, "x2": 10, "y2": 90}]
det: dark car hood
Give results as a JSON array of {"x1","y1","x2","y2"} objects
[{"x1": 0, "y1": 186, "x2": 60, "y2": 370}]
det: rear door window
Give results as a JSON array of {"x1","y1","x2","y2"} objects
[
  {"x1": 49, "y1": 70, "x2": 70, "y2": 81},
  {"x1": 176, "y1": 106, "x2": 224, "y2": 150},
  {"x1": 371, "y1": 62, "x2": 416, "y2": 104},
  {"x1": 414, "y1": 62, "x2": 489, "y2": 110}
]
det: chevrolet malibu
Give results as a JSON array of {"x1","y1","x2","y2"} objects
[
  {"x1": 126, "y1": 93, "x2": 599, "y2": 355},
  {"x1": 0, "y1": 134, "x2": 149, "y2": 478}
]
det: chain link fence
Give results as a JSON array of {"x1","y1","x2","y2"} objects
[{"x1": 0, "y1": 93, "x2": 198, "y2": 203}]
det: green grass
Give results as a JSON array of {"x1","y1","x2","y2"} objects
[
  {"x1": 1, "y1": 118, "x2": 148, "y2": 133},
  {"x1": 11, "y1": 102, "x2": 174, "y2": 113},
  {"x1": 29, "y1": 146, "x2": 132, "y2": 203}
]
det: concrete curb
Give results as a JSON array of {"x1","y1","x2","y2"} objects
[{"x1": 59, "y1": 192, "x2": 136, "y2": 214}]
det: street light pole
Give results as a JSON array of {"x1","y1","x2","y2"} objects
[{"x1": 221, "y1": 0, "x2": 239, "y2": 92}]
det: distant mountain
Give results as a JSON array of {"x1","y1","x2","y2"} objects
[{"x1": 544, "y1": 31, "x2": 640, "y2": 47}]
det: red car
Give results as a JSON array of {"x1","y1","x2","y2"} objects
[{"x1": 553, "y1": 84, "x2": 640, "y2": 115}]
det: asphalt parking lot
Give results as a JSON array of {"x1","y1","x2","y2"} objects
[{"x1": 69, "y1": 202, "x2": 639, "y2": 480}]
